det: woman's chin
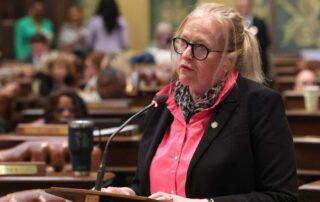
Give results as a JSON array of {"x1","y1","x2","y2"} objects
[{"x1": 179, "y1": 75, "x2": 194, "y2": 86}]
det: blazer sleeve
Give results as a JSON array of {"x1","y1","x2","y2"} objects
[{"x1": 213, "y1": 90, "x2": 297, "y2": 202}]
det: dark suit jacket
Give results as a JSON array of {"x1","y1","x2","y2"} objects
[
  {"x1": 253, "y1": 16, "x2": 270, "y2": 77},
  {"x1": 131, "y1": 76, "x2": 297, "y2": 201}
]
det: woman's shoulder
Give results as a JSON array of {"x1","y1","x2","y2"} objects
[
  {"x1": 117, "y1": 16, "x2": 128, "y2": 26},
  {"x1": 237, "y1": 76, "x2": 278, "y2": 95},
  {"x1": 234, "y1": 76, "x2": 282, "y2": 107},
  {"x1": 88, "y1": 16, "x2": 103, "y2": 26}
]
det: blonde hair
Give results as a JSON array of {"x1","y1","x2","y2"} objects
[
  {"x1": 41, "y1": 51, "x2": 76, "y2": 76},
  {"x1": 174, "y1": 3, "x2": 264, "y2": 83}
]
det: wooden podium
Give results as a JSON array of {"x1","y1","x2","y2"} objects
[{"x1": 46, "y1": 187, "x2": 158, "y2": 202}]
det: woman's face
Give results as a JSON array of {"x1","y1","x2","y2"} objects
[
  {"x1": 69, "y1": 6, "x2": 82, "y2": 23},
  {"x1": 177, "y1": 15, "x2": 227, "y2": 97},
  {"x1": 84, "y1": 58, "x2": 99, "y2": 82},
  {"x1": 53, "y1": 95, "x2": 75, "y2": 123},
  {"x1": 52, "y1": 62, "x2": 68, "y2": 83}
]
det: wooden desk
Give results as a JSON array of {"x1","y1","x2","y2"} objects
[
  {"x1": 294, "y1": 137, "x2": 320, "y2": 179},
  {"x1": 283, "y1": 90, "x2": 320, "y2": 110},
  {"x1": 272, "y1": 76, "x2": 296, "y2": 93},
  {"x1": 0, "y1": 172, "x2": 114, "y2": 196},
  {"x1": 273, "y1": 76, "x2": 320, "y2": 93},
  {"x1": 299, "y1": 180, "x2": 320, "y2": 202},
  {"x1": 0, "y1": 134, "x2": 140, "y2": 172},
  {"x1": 20, "y1": 107, "x2": 144, "y2": 126},
  {"x1": 286, "y1": 110, "x2": 320, "y2": 136}
]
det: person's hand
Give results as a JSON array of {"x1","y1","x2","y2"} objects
[
  {"x1": 149, "y1": 192, "x2": 208, "y2": 202},
  {"x1": 101, "y1": 187, "x2": 136, "y2": 196}
]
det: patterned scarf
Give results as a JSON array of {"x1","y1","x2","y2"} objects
[{"x1": 174, "y1": 80, "x2": 225, "y2": 123}]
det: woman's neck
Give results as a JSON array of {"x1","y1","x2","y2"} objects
[{"x1": 190, "y1": 88, "x2": 208, "y2": 101}]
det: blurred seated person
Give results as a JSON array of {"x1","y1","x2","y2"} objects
[
  {"x1": 32, "y1": 88, "x2": 88, "y2": 124},
  {"x1": 130, "y1": 21, "x2": 173, "y2": 65},
  {"x1": 294, "y1": 69, "x2": 317, "y2": 91},
  {"x1": 0, "y1": 189, "x2": 68, "y2": 202},
  {"x1": 58, "y1": 5, "x2": 88, "y2": 59},
  {"x1": 79, "y1": 67, "x2": 126, "y2": 102},
  {"x1": 14, "y1": 0, "x2": 53, "y2": 60},
  {"x1": 33, "y1": 51, "x2": 77, "y2": 97},
  {"x1": 296, "y1": 59, "x2": 320, "y2": 76},
  {"x1": 21, "y1": 33, "x2": 50, "y2": 71},
  {"x1": 82, "y1": 52, "x2": 105, "y2": 93},
  {"x1": 0, "y1": 82, "x2": 20, "y2": 133}
]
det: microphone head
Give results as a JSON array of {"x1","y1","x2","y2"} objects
[{"x1": 152, "y1": 94, "x2": 168, "y2": 107}]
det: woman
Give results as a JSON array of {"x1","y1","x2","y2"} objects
[
  {"x1": 33, "y1": 51, "x2": 77, "y2": 97},
  {"x1": 58, "y1": 5, "x2": 88, "y2": 57},
  {"x1": 14, "y1": 0, "x2": 53, "y2": 60},
  {"x1": 82, "y1": 52, "x2": 105, "y2": 93},
  {"x1": 43, "y1": 88, "x2": 88, "y2": 124},
  {"x1": 103, "y1": 3, "x2": 297, "y2": 202},
  {"x1": 86, "y1": 0, "x2": 129, "y2": 54}
]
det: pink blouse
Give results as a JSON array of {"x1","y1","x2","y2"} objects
[{"x1": 149, "y1": 71, "x2": 239, "y2": 196}]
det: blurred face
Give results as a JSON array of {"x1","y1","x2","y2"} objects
[
  {"x1": 31, "y1": 42, "x2": 48, "y2": 57},
  {"x1": 177, "y1": 15, "x2": 227, "y2": 98},
  {"x1": 69, "y1": 6, "x2": 82, "y2": 23},
  {"x1": 51, "y1": 62, "x2": 68, "y2": 83},
  {"x1": 157, "y1": 31, "x2": 172, "y2": 49},
  {"x1": 84, "y1": 58, "x2": 99, "y2": 82},
  {"x1": 237, "y1": 0, "x2": 253, "y2": 17},
  {"x1": 295, "y1": 70, "x2": 317, "y2": 91},
  {"x1": 53, "y1": 95, "x2": 75, "y2": 123},
  {"x1": 30, "y1": 2, "x2": 45, "y2": 20}
]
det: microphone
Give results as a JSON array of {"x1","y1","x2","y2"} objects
[{"x1": 94, "y1": 94, "x2": 168, "y2": 191}]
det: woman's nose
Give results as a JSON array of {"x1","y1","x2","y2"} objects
[
  {"x1": 181, "y1": 46, "x2": 193, "y2": 60},
  {"x1": 62, "y1": 109, "x2": 72, "y2": 117}
]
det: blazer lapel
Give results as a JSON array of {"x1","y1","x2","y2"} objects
[{"x1": 187, "y1": 84, "x2": 239, "y2": 179}]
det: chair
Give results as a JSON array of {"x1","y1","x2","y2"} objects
[
  {"x1": 0, "y1": 139, "x2": 101, "y2": 174},
  {"x1": 0, "y1": 189, "x2": 70, "y2": 202}
]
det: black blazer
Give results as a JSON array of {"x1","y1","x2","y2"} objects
[
  {"x1": 131, "y1": 76, "x2": 297, "y2": 201},
  {"x1": 253, "y1": 16, "x2": 270, "y2": 76}
]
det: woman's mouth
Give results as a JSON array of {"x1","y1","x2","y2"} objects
[{"x1": 180, "y1": 64, "x2": 193, "y2": 71}]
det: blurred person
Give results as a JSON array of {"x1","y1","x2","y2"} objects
[
  {"x1": 33, "y1": 51, "x2": 77, "y2": 97},
  {"x1": 86, "y1": 0, "x2": 129, "y2": 54},
  {"x1": 22, "y1": 33, "x2": 50, "y2": 71},
  {"x1": 97, "y1": 67, "x2": 126, "y2": 99},
  {"x1": 58, "y1": 5, "x2": 88, "y2": 59},
  {"x1": 294, "y1": 69, "x2": 317, "y2": 91},
  {"x1": 130, "y1": 21, "x2": 173, "y2": 65},
  {"x1": 80, "y1": 67, "x2": 126, "y2": 102},
  {"x1": 102, "y1": 3, "x2": 297, "y2": 201},
  {"x1": 15, "y1": 0, "x2": 53, "y2": 60},
  {"x1": 236, "y1": 0, "x2": 270, "y2": 77},
  {"x1": 0, "y1": 82, "x2": 20, "y2": 133},
  {"x1": 43, "y1": 88, "x2": 88, "y2": 124},
  {"x1": 148, "y1": 21, "x2": 173, "y2": 64},
  {"x1": 82, "y1": 52, "x2": 105, "y2": 93}
]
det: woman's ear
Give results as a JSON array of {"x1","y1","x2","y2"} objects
[
  {"x1": 227, "y1": 52, "x2": 238, "y2": 66},
  {"x1": 223, "y1": 52, "x2": 237, "y2": 72}
]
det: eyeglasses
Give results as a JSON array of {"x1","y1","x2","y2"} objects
[
  {"x1": 172, "y1": 37, "x2": 227, "y2": 61},
  {"x1": 55, "y1": 107, "x2": 75, "y2": 114}
]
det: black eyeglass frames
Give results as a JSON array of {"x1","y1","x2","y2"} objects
[{"x1": 172, "y1": 37, "x2": 227, "y2": 61}]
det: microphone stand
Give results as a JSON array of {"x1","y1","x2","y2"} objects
[{"x1": 94, "y1": 102, "x2": 155, "y2": 191}]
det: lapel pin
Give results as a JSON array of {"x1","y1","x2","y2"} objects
[{"x1": 211, "y1": 121, "x2": 218, "y2": 128}]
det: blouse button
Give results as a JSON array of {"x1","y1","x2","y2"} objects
[{"x1": 174, "y1": 156, "x2": 178, "y2": 160}]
